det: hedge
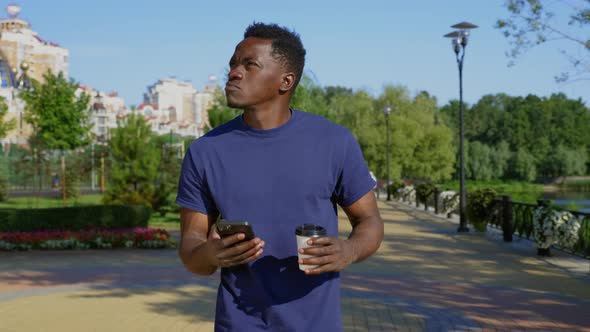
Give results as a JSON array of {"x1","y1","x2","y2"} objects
[{"x1": 0, "y1": 205, "x2": 151, "y2": 232}]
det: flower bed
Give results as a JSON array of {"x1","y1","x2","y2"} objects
[{"x1": 0, "y1": 227, "x2": 176, "y2": 251}]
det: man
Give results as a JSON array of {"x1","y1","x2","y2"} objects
[{"x1": 177, "y1": 22, "x2": 383, "y2": 331}]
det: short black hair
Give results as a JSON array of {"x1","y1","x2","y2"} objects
[{"x1": 244, "y1": 22, "x2": 306, "y2": 91}]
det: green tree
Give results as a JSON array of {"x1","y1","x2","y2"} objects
[
  {"x1": 20, "y1": 71, "x2": 91, "y2": 150},
  {"x1": 377, "y1": 86, "x2": 455, "y2": 181},
  {"x1": 0, "y1": 97, "x2": 15, "y2": 201},
  {"x1": 512, "y1": 148, "x2": 537, "y2": 181},
  {"x1": 20, "y1": 71, "x2": 91, "y2": 199},
  {"x1": 490, "y1": 141, "x2": 511, "y2": 179},
  {"x1": 152, "y1": 134, "x2": 183, "y2": 215},
  {"x1": 0, "y1": 153, "x2": 8, "y2": 201},
  {"x1": 466, "y1": 141, "x2": 493, "y2": 181},
  {"x1": 0, "y1": 96, "x2": 15, "y2": 138},
  {"x1": 496, "y1": 0, "x2": 590, "y2": 82},
  {"x1": 324, "y1": 86, "x2": 353, "y2": 104},
  {"x1": 466, "y1": 94, "x2": 511, "y2": 144},
  {"x1": 291, "y1": 74, "x2": 333, "y2": 121},
  {"x1": 206, "y1": 89, "x2": 241, "y2": 132},
  {"x1": 104, "y1": 113, "x2": 160, "y2": 207},
  {"x1": 328, "y1": 90, "x2": 384, "y2": 177},
  {"x1": 546, "y1": 145, "x2": 588, "y2": 177}
]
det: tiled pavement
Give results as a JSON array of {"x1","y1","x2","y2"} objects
[{"x1": 1, "y1": 199, "x2": 589, "y2": 331}]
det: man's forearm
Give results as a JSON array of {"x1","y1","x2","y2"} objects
[
  {"x1": 346, "y1": 216, "x2": 384, "y2": 263},
  {"x1": 179, "y1": 240, "x2": 218, "y2": 275}
]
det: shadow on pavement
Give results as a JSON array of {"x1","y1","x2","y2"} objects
[{"x1": 1, "y1": 200, "x2": 590, "y2": 331}]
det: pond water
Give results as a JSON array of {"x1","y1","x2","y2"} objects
[{"x1": 541, "y1": 191, "x2": 590, "y2": 213}]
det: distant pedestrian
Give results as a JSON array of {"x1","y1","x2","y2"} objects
[{"x1": 52, "y1": 173, "x2": 59, "y2": 189}]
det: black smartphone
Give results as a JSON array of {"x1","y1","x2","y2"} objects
[{"x1": 217, "y1": 220, "x2": 256, "y2": 241}]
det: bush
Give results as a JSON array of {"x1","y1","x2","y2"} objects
[
  {"x1": 0, "y1": 205, "x2": 151, "y2": 232},
  {"x1": 387, "y1": 179, "x2": 405, "y2": 199},
  {"x1": 416, "y1": 182, "x2": 435, "y2": 205},
  {"x1": 466, "y1": 188, "x2": 498, "y2": 231}
]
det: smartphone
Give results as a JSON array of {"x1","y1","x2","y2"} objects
[{"x1": 216, "y1": 220, "x2": 256, "y2": 241}]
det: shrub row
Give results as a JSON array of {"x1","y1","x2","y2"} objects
[{"x1": 0, "y1": 205, "x2": 151, "y2": 232}]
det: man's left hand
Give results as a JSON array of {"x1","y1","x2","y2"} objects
[{"x1": 298, "y1": 237, "x2": 356, "y2": 275}]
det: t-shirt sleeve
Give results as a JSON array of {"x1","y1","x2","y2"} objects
[
  {"x1": 333, "y1": 131, "x2": 376, "y2": 207},
  {"x1": 175, "y1": 147, "x2": 218, "y2": 215}
]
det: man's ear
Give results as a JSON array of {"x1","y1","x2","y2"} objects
[{"x1": 279, "y1": 72, "x2": 296, "y2": 93}]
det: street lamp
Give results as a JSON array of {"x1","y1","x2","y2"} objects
[
  {"x1": 384, "y1": 105, "x2": 392, "y2": 201},
  {"x1": 444, "y1": 21, "x2": 478, "y2": 232}
]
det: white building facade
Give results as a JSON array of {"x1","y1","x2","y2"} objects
[
  {"x1": 0, "y1": 4, "x2": 69, "y2": 145},
  {"x1": 143, "y1": 76, "x2": 217, "y2": 138}
]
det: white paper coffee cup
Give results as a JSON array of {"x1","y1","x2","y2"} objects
[{"x1": 295, "y1": 224, "x2": 327, "y2": 271}]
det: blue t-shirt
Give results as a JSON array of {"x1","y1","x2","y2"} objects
[{"x1": 176, "y1": 109, "x2": 375, "y2": 332}]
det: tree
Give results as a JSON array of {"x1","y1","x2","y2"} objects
[
  {"x1": 20, "y1": 71, "x2": 91, "y2": 150},
  {"x1": 512, "y1": 148, "x2": 537, "y2": 181},
  {"x1": 104, "y1": 113, "x2": 160, "y2": 207},
  {"x1": 490, "y1": 141, "x2": 511, "y2": 179},
  {"x1": 291, "y1": 74, "x2": 334, "y2": 121},
  {"x1": 328, "y1": 90, "x2": 384, "y2": 178},
  {"x1": 0, "y1": 97, "x2": 15, "y2": 201},
  {"x1": 377, "y1": 85, "x2": 455, "y2": 182},
  {"x1": 206, "y1": 89, "x2": 241, "y2": 132},
  {"x1": 152, "y1": 134, "x2": 183, "y2": 215},
  {"x1": 20, "y1": 71, "x2": 91, "y2": 201},
  {"x1": 466, "y1": 141, "x2": 494, "y2": 181},
  {"x1": 546, "y1": 145, "x2": 588, "y2": 177},
  {"x1": 0, "y1": 96, "x2": 15, "y2": 138},
  {"x1": 496, "y1": 0, "x2": 590, "y2": 82}
]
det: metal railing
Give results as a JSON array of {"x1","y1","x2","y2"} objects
[
  {"x1": 401, "y1": 187, "x2": 590, "y2": 258},
  {"x1": 490, "y1": 197, "x2": 590, "y2": 258}
]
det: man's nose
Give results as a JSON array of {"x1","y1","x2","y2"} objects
[{"x1": 228, "y1": 67, "x2": 243, "y2": 80}]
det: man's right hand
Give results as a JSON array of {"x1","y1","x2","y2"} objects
[
  {"x1": 206, "y1": 226, "x2": 265, "y2": 268},
  {"x1": 179, "y1": 208, "x2": 265, "y2": 275}
]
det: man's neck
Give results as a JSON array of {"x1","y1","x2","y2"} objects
[{"x1": 242, "y1": 106, "x2": 292, "y2": 130}]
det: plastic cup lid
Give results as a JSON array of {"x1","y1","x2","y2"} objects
[{"x1": 295, "y1": 224, "x2": 327, "y2": 236}]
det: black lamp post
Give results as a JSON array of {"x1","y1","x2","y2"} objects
[
  {"x1": 444, "y1": 21, "x2": 477, "y2": 233},
  {"x1": 384, "y1": 105, "x2": 392, "y2": 201}
]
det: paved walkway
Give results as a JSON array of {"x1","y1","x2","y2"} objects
[{"x1": 1, "y1": 200, "x2": 589, "y2": 331}]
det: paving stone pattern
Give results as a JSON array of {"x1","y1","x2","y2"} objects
[{"x1": 1, "y1": 199, "x2": 589, "y2": 331}]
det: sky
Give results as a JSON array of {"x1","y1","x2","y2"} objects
[{"x1": 11, "y1": 0, "x2": 590, "y2": 107}]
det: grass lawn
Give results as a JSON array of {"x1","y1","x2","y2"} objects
[
  {"x1": 437, "y1": 180, "x2": 544, "y2": 203},
  {"x1": 0, "y1": 194, "x2": 104, "y2": 209},
  {"x1": 149, "y1": 212, "x2": 180, "y2": 230}
]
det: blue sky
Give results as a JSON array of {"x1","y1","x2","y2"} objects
[{"x1": 13, "y1": 0, "x2": 589, "y2": 107}]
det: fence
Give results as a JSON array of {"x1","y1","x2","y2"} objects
[
  {"x1": 1, "y1": 144, "x2": 111, "y2": 194},
  {"x1": 489, "y1": 196, "x2": 590, "y2": 258},
  {"x1": 399, "y1": 186, "x2": 590, "y2": 258}
]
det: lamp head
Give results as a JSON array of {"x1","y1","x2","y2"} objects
[
  {"x1": 451, "y1": 22, "x2": 478, "y2": 30},
  {"x1": 384, "y1": 105, "x2": 392, "y2": 115}
]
